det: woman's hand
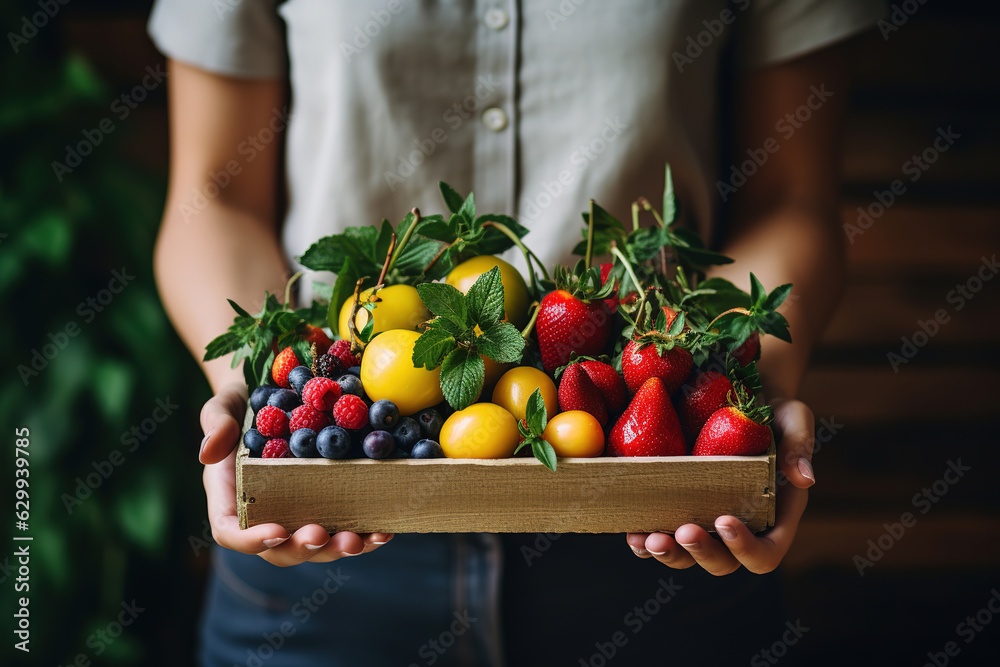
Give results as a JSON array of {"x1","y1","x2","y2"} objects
[
  {"x1": 199, "y1": 381, "x2": 393, "y2": 567},
  {"x1": 625, "y1": 398, "x2": 815, "y2": 575}
]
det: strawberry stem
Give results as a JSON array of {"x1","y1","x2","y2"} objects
[
  {"x1": 388, "y1": 208, "x2": 420, "y2": 274},
  {"x1": 638, "y1": 197, "x2": 665, "y2": 227},
  {"x1": 520, "y1": 301, "x2": 540, "y2": 340},
  {"x1": 283, "y1": 272, "x2": 303, "y2": 308},
  {"x1": 631, "y1": 201, "x2": 640, "y2": 232},
  {"x1": 480, "y1": 220, "x2": 551, "y2": 293},
  {"x1": 707, "y1": 306, "x2": 753, "y2": 330},
  {"x1": 585, "y1": 199, "x2": 596, "y2": 270},
  {"x1": 610, "y1": 246, "x2": 642, "y2": 293}
]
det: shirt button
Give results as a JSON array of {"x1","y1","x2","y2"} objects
[
  {"x1": 482, "y1": 107, "x2": 508, "y2": 132},
  {"x1": 484, "y1": 8, "x2": 509, "y2": 31}
]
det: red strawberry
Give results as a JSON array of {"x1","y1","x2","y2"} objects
[
  {"x1": 621, "y1": 339, "x2": 692, "y2": 396},
  {"x1": 271, "y1": 347, "x2": 300, "y2": 389},
  {"x1": 676, "y1": 371, "x2": 734, "y2": 441},
  {"x1": 599, "y1": 262, "x2": 619, "y2": 313},
  {"x1": 303, "y1": 324, "x2": 333, "y2": 356},
  {"x1": 537, "y1": 290, "x2": 613, "y2": 373},
  {"x1": 693, "y1": 405, "x2": 771, "y2": 456},
  {"x1": 732, "y1": 331, "x2": 760, "y2": 367},
  {"x1": 578, "y1": 360, "x2": 626, "y2": 412},
  {"x1": 558, "y1": 363, "x2": 609, "y2": 426},
  {"x1": 608, "y1": 377, "x2": 686, "y2": 456}
]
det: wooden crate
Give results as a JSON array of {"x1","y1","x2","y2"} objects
[{"x1": 236, "y1": 409, "x2": 776, "y2": 534}]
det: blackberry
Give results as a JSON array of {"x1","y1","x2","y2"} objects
[{"x1": 314, "y1": 353, "x2": 346, "y2": 380}]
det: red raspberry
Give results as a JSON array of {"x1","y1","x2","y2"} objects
[
  {"x1": 330, "y1": 339, "x2": 360, "y2": 369},
  {"x1": 333, "y1": 394, "x2": 368, "y2": 430},
  {"x1": 271, "y1": 347, "x2": 300, "y2": 388},
  {"x1": 256, "y1": 405, "x2": 289, "y2": 438},
  {"x1": 288, "y1": 404, "x2": 330, "y2": 433},
  {"x1": 302, "y1": 377, "x2": 342, "y2": 411},
  {"x1": 262, "y1": 438, "x2": 291, "y2": 458}
]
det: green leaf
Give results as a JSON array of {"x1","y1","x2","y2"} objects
[
  {"x1": 749, "y1": 273, "x2": 766, "y2": 308},
  {"x1": 663, "y1": 163, "x2": 677, "y2": 225},
  {"x1": 440, "y1": 182, "x2": 465, "y2": 214},
  {"x1": 666, "y1": 311, "x2": 686, "y2": 337},
  {"x1": 525, "y1": 387, "x2": 548, "y2": 434},
  {"x1": 476, "y1": 321, "x2": 525, "y2": 364},
  {"x1": 654, "y1": 308, "x2": 667, "y2": 332},
  {"x1": 329, "y1": 258, "x2": 363, "y2": 331},
  {"x1": 417, "y1": 219, "x2": 455, "y2": 242},
  {"x1": 457, "y1": 191, "x2": 476, "y2": 223},
  {"x1": 759, "y1": 312, "x2": 793, "y2": 343},
  {"x1": 227, "y1": 299, "x2": 252, "y2": 318},
  {"x1": 440, "y1": 347, "x2": 485, "y2": 410},
  {"x1": 412, "y1": 325, "x2": 457, "y2": 369},
  {"x1": 417, "y1": 282, "x2": 468, "y2": 325},
  {"x1": 466, "y1": 265, "x2": 505, "y2": 325},
  {"x1": 299, "y1": 236, "x2": 348, "y2": 272},
  {"x1": 375, "y1": 219, "x2": 395, "y2": 262},
  {"x1": 763, "y1": 283, "x2": 793, "y2": 311},
  {"x1": 358, "y1": 308, "x2": 376, "y2": 343},
  {"x1": 673, "y1": 245, "x2": 735, "y2": 267},
  {"x1": 531, "y1": 439, "x2": 558, "y2": 472}
]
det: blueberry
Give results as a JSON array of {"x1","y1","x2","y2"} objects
[
  {"x1": 317, "y1": 426, "x2": 352, "y2": 459},
  {"x1": 392, "y1": 417, "x2": 421, "y2": 452},
  {"x1": 369, "y1": 399, "x2": 400, "y2": 430},
  {"x1": 337, "y1": 374, "x2": 366, "y2": 400},
  {"x1": 391, "y1": 447, "x2": 411, "y2": 459},
  {"x1": 250, "y1": 386, "x2": 279, "y2": 414},
  {"x1": 415, "y1": 408, "x2": 444, "y2": 439},
  {"x1": 289, "y1": 428, "x2": 319, "y2": 458},
  {"x1": 362, "y1": 430, "x2": 395, "y2": 459},
  {"x1": 411, "y1": 439, "x2": 444, "y2": 459},
  {"x1": 288, "y1": 366, "x2": 314, "y2": 394},
  {"x1": 347, "y1": 365, "x2": 362, "y2": 378},
  {"x1": 243, "y1": 429, "x2": 268, "y2": 457},
  {"x1": 267, "y1": 388, "x2": 301, "y2": 413}
]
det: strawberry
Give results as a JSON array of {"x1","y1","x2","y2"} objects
[
  {"x1": 607, "y1": 377, "x2": 686, "y2": 456},
  {"x1": 692, "y1": 386, "x2": 773, "y2": 455},
  {"x1": 599, "y1": 262, "x2": 619, "y2": 313},
  {"x1": 621, "y1": 338, "x2": 692, "y2": 396},
  {"x1": 577, "y1": 360, "x2": 626, "y2": 412},
  {"x1": 558, "y1": 363, "x2": 609, "y2": 426},
  {"x1": 537, "y1": 290, "x2": 614, "y2": 373},
  {"x1": 675, "y1": 370, "x2": 734, "y2": 441},
  {"x1": 302, "y1": 324, "x2": 333, "y2": 356},
  {"x1": 731, "y1": 331, "x2": 760, "y2": 367},
  {"x1": 271, "y1": 347, "x2": 300, "y2": 389}
]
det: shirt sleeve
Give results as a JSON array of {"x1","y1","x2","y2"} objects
[
  {"x1": 147, "y1": 0, "x2": 286, "y2": 78},
  {"x1": 738, "y1": 0, "x2": 885, "y2": 68}
]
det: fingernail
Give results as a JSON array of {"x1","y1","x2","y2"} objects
[
  {"x1": 200, "y1": 430, "x2": 214, "y2": 457},
  {"x1": 263, "y1": 537, "x2": 288, "y2": 548},
  {"x1": 797, "y1": 457, "x2": 816, "y2": 484},
  {"x1": 371, "y1": 541, "x2": 387, "y2": 546},
  {"x1": 717, "y1": 525, "x2": 737, "y2": 541},
  {"x1": 648, "y1": 550, "x2": 666, "y2": 556},
  {"x1": 630, "y1": 546, "x2": 648, "y2": 556},
  {"x1": 304, "y1": 543, "x2": 325, "y2": 551},
  {"x1": 679, "y1": 542, "x2": 701, "y2": 553}
]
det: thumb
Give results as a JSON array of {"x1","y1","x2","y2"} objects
[{"x1": 771, "y1": 398, "x2": 816, "y2": 489}]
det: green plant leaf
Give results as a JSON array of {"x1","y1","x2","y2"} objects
[
  {"x1": 440, "y1": 347, "x2": 485, "y2": 410},
  {"x1": 763, "y1": 283, "x2": 793, "y2": 311},
  {"x1": 663, "y1": 163, "x2": 676, "y2": 226},
  {"x1": 749, "y1": 273, "x2": 766, "y2": 308},
  {"x1": 476, "y1": 321, "x2": 525, "y2": 364},
  {"x1": 466, "y1": 265, "x2": 505, "y2": 325},
  {"x1": 417, "y1": 282, "x2": 468, "y2": 325},
  {"x1": 531, "y1": 439, "x2": 558, "y2": 472},
  {"x1": 412, "y1": 325, "x2": 457, "y2": 369},
  {"x1": 525, "y1": 387, "x2": 548, "y2": 434},
  {"x1": 440, "y1": 182, "x2": 465, "y2": 214},
  {"x1": 457, "y1": 191, "x2": 476, "y2": 223}
]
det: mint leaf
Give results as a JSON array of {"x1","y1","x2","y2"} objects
[
  {"x1": 457, "y1": 191, "x2": 476, "y2": 223},
  {"x1": 476, "y1": 321, "x2": 525, "y2": 364},
  {"x1": 412, "y1": 325, "x2": 457, "y2": 369},
  {"x1": 417, "y1": 282, "x2": 468, "y2": 325},
  {"x1": 227, "y1": 299, "x2": 252, "y2": 319},
  {"x1": 299, "y1": 236, "x2": 347, "y2": 272},
  {"x1": 531, "y1": 439, "x2": 558, "y2": 472},
  {"x1": 440, "y1": 182, "x2": 465, "y2": 214},
  {"x1": 666, "y1": 311, "x2": 685, "y2": 337},
  {"x1": 763, "y1": 283, "x2": 793, "y2": 311},
  {"x1": 749, "y1": 273, "x2": 766, "y2": 308},
  {"x1": 440, "y1": 347, "x2": 485, "y2": 410},
  {"x1": 466, "y1": 265, "x2": 505, "y2": 325},
  {"x1": 525, "y1": 388, "x2": 548, "y2": 434}
]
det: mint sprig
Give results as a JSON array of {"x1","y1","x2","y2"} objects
[
  {"x1": 513, "y1": 388, "x2": 558, "y2": 471},
  {"x1": 411, "y1": 266, "x2": 525, "y2": 410}
]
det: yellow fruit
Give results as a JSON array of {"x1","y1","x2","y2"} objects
[
  {"x1": 360, "y1": 329, "x2": 444, "y2": 416},
  {"x1": 446, "y1": 255, "x2": 529, "y2": 329},
  {"x1": 440, "y1": 403, "x2": 519, "y2": 459},
  {"x1": 542, "y1": 411, "x2": 605, "y2": 458},
  {"x1": 491, "y1": 366, "x2": 558, "y2": 422},
  {"x1": 338, "y1": 285, "x2": 431, "y2": 346}
]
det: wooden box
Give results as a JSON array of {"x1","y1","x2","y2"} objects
[{"x1": 236, "y1": 410, "x2": 776, "y2": 534}]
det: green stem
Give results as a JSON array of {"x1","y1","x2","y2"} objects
[
  {"x1": 610, "y1": 246, "x2": 642, "y2": 294},
  {"x1": 631, "y1": 201, "x2": 640, "y2": 232},
  {"x1": 585, "y1": 199, "x2": 596, "y2": 270},
  {"x1": 283, "y1": 272, "x2": 303, "y2": 308},
  {"x1": 639, "y1": 197, "x2": 665, "y2": 228},
  {"x1": 376, "y1": 233, "x2": 396, "y2": 288},
  {"x1": 481, "y1": 221, "x2": 551, "y2": 295},
  {"x1": 520, "y1": 301, "x2": 541, "y2": 340},
  {"x1": 388, "y1": 207, "x2": 420, "y2": 273}
]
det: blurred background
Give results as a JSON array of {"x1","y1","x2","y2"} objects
[{"x1": 1, "y1": 1, "x2": 997, "y2": 665}]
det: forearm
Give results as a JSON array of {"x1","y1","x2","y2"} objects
[
  {"x1": 709, "y1": 205, "x2": 846, "y2": 399},
  {"x1": 154, "y1": 203, "x2": 289, "y2": 393}
]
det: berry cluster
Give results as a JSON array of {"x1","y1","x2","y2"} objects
[{"x1": 242, "y1": 346, "x2": 446, "y2": 460}]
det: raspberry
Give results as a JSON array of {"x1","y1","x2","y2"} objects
[
  {"x1": 314, "y1": 353, "x2": 346, "y2": 380},
  {"x1": 289, "y1": 404, "x2": 330, "y2": 433},
  {"x1": 330, "y1": 339, "x2": 360, "y2": 369},
  {"x1": 271, "y1": 347, "x2": 300, "y2": 389},
  {"x1": 333, "y1": 394, "x2": 368, "y2": 430},
  {"x1": 256, "y1": 405, "x2": 289, "y2": 438},
  {"x1": 262, "y1": 438, "x2": 291, "y2": 458},
  {"x1": 302, "y1": 377, "x2": 342, "y2": 411}
]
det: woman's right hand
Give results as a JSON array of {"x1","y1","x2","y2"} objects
[{"x1": 199, "y1": 381, "x2": 393, "y2": 566}]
